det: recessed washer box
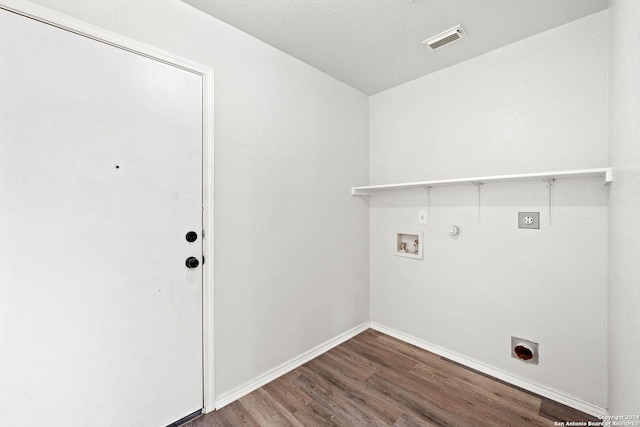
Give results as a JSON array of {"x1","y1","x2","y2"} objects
[
  {"x1": 518, "y1": 212, "x2": 540, "y2": 229},
  {"x1": 395, "y1": 230, "x2": 423, "y2": 259}
]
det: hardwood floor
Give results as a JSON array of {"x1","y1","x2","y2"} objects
[{"x1": 187, "y1": 329, "x2": 599, "y2": 426}]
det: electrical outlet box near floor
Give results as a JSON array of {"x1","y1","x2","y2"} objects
[{"x1": 518, "y1": 212, "x2": 540, "y2": 229}]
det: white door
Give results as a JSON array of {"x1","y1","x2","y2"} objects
[{"x1": 0, "y1": 7, "x2": 204, "y2": 427}]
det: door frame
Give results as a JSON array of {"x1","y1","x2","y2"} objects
[{"x1": 0, "y1": 0, "x2": 216, "y2": 413}]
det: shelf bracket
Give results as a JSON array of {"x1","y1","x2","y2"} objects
[
  {"x1": 546, "y1": 178, "x2": 555, "y2": 225},
  {"x1": 425, "y1": 186, "x2": 432, "y2": 223},
  {"x1": 473, "y1": 182, "x2": 483, "y2": 222}
]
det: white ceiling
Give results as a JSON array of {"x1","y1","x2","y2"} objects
[{"x1": 181, "y1": 0, "x2": 608, "y2": 95}]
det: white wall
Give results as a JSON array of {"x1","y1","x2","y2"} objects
[
  {"x1": 608, "y1": 0, "x2": 640, "y2": 414},
  {"x1": 368, "y1": 11, "x2": 609, "y2": 408},
  {"x1": 8, "y1": 0, "x2": 626, "y2": 414},
  {"x1": 20, "y1": 0, "x2": 370, "y2": 401}
]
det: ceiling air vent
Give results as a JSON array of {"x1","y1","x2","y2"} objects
[{"x1": 423, "y1": 25, "x2": 466, "y2": 50}]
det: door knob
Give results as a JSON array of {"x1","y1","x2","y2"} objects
[{"x1": 185, "y1": 257, "x2": 199, "y2": 269}]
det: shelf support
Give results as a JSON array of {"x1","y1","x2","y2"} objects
[
  {"x1": 425, "y1": 186, "x2": 432, "y2": 224},
  {"x1": 473, "y1": 182, "x2": 483, "y2": 222},
  {"x1": 546, "y1": 178, "x2": 555, "y2": 225}
]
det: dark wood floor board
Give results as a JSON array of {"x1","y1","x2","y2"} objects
[
  {"x1": 371, "y1": 332, "x2": 451, "y2": 367},
  {"x1": 341, "y1": 333, "x2": 421, "y2": 375},
  {"x1": 238, "y1": 388, "x2": 304, "y2": 427},
  {"x1": 189, "y1": 400, "x2": 260, "y2": 427},
  {"x1": 391, "y1": 411, "x2": 442, "y2": 427},
  {"x1": 291, "y1": 367, "x2": 369, "y2": 425},
  {"x1": 410, "y1": 358, "x2": 543, "y2": 415},
  {"x1": 308, "y1": 353, "x2": 405, "y2": 424},
  {"x1": 264, "y1": 375, "x2": 341, "y2": 427},
  {"x1": 295, "y1": 364, "x2": 395, "y2": 426},
  {"x1": 326, "y1": 341, "x2": 382, "y2": 377},
  {"x1": 412, "y1": 355, "x2": 542, "y2": 412},
  {"x1": 413, "y1": 369, "x2": 540, "y2": 426},
  {"x1": 402, "y1": 337, "x2": 546, "y2": 413},
  {"x1": 539, "y1": 397, "x2": 599, "y2": 422},
  {"x1": 261, "y1": 372, "x2": 313, "y2": 414},
  {"x1": 270, "y1": 372, "x2": 342, "y2": 427},
  {"x1": 315, "y1": 347, "x2": 376, "y2": 383},
  {"x1": 407, "y1": 362, "x2": 548, "y2": 427},
  {"x1": 356, "y1": 334, "x2": 535, "y2": 426},
  {"x1": 364, "y1": 372, "x2": 478, "y2": 427},
  {"x1": 372, "y1": 333, "x2": 595, "y2": 426},
  {"x1": 364, "y1": 363, "x2": 471, "y2": 423},
  {"x1": 186, "y1": 329, "x2": 599, "y2": 427},
  {"x1": 352, "y1": 340, "x2": 493, "y2": 427},
  {"x1": 329, "y1": 343, "x2": 392, "y2": 380}
]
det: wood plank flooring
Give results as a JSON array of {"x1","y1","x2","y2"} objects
[{"x1": 187, "y1": 329, "x2": 599, "y2": 426}]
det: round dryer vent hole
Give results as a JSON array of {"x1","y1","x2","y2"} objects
[
  {"x1": 514, "y1": 345, "x2": 533, "y2": 360},
  {"x1": 511, "y1": 336, "x2": 539, "y2": 364}
]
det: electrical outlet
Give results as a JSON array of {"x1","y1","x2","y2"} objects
[
  {"x1": 518, "y1": 212, "x2": 540, "y2": 229},
  {"x1": 418, "y1": 210, "x2": 427, "y2": 224}
]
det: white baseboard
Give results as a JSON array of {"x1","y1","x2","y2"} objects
[
  {"x1": 369, "y1": 322, "x2": 608, "y2": 418},
  {"x1": 213, "y1": 322, "x2": 369, "y2": 410}
]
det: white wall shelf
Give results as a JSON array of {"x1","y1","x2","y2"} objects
[{"x1": 351, "y1": 167, "x2": 612, "y2": 196}]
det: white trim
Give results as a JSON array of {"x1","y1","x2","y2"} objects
[
  {"x1": 0, "y1": 0, "x2": 216, "y2": 414},
  {"x1": 0, "y1": 0, "x2": 211, "y2": 75},
  {"x1": 201, "y1": 68, "x2": 216, "y2": 413},
  {"x1": 213, "y1": 322, "x2": 370, "y2": 410},
  {"x1": 352, "y1": 167, "x2": 613, "y2": 195},
  {"x1": 369, "y1": 322, "x2": 608, "y2": 418}
]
